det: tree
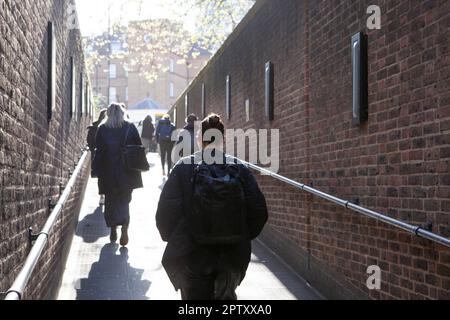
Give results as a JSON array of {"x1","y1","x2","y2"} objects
[
  {"x1": 171, "y1": 0, "x2": 256, "y2": 52},
  {"x1": 82, "y1": 0, "x2": 256, "y2": 84}
]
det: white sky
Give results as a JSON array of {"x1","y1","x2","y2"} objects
[{"x1": 75, "y1": 0, "x2": 197, "y2": 36}]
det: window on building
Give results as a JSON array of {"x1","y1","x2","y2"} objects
[
  {"x1": 109, "y1": 87, "x2": 117, "y2": 103},
  {"x1": 169, "y1": 59, "x2": 175, "y2": 73},
  {"x1": 109, "y1": 64, "x2": 117, "y2": 79},
  {"x1": 169, "y1": 82, "x2": 174, "y2": 98},
  {"x1": 125, "y1": 87, "x2": 129, "y2": 102},
  {"x1": 111, "y1": 41, "x2": 122, "y2": 54}
]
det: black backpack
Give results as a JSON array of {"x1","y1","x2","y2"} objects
[
  {"x1": 158, "y1": 123, "x2": 175, "y2": 142},
  {"x1": 190, "y1": 162, "x2": 247, "y2": 245}
]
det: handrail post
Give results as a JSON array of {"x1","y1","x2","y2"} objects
[{"x1": 3, "y1": 150, "x2": 89, "y2": 300}]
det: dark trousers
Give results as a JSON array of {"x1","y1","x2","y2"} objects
[
  {"x1": 104, "y1": 192, "x2": 132, "y2": 228},
  {"x1": 179, "y1": 248, "x2": 243, "y2": 300},
  {"x1": 159, "y1": 141, "x2": 174, "y2": 171}
]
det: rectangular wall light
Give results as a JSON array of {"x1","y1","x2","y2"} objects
[
  {"x1": 185, "y1": 94, "x2": 189, "y2": 119},
  {"x1": 265, "y1": 61, "x2": 274, "y2": 121},
  {"x1": 47, "y1": 22, "x2": 56, "y2": 121},
  {"x1": 245, "y1": 99, "x2": 250, "y2": 122},
  {"x1": 226, "y1": 75, "x2": 231, "y2": 120},
  {"x1": 174, "y1": 106, "x2": 177, "y2": 126},
  {"x1": 79, "y1": 74, "x2": 84, "y2": 117},
  {"x1": 351, "y1": 32, "x2": 368, "y2": 125},
  {"x1": 70, "y1": 57, "x2": 76, "y2": 119},
  {"x1": 201, "y1": 83, "x2": 206, "y2": 119}
]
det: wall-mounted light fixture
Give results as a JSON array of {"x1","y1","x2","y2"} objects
[
  {"x1": 47, "y1": 22, "x2": 56, "y2": 121},
  {"x1": 226, "y1": 75, "x2": 231, "y2": 120},
  {"x1": 351, "y1": 32, "x2": 368, "y2": 125},
  {"x1": 79, "y1": 74, "x2": 84, "y2": 117},
  {"x1": 265, "y1": 61, "x2": 274, "y2": 121},
  {"x1": 201, "y1": 83, "x2": 206, "y2": 119},
  {"x1": 173, "y1": 106, "x2": 177, "y2": 126},
  {"x1": 70, "y1": 57, "x2": 76, "y2": 119},
  {"x1": 185, "y1": 94, "x2": 189, "y2": 119},
  {"x1": 245, "y1": 99, "x2": 250, "y2": 122}
]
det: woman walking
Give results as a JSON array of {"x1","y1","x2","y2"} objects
[
  {"x1": 156, "y1": 114, "x2": 268, "y2": 300},
  {"x1": 92, "y1": 103, "x2": 144, "y2": 246}
]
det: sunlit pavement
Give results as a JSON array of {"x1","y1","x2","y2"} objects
[{"x1": 57, "y1": 153, "x2": 323, "y2": 300}]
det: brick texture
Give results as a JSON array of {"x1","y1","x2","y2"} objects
[
  {"x1": 171, "y1": 0, "x2": 450, "y2": 299},
  {"x1": 0, "y1": 0, "x2": 91, "y2": 299}
]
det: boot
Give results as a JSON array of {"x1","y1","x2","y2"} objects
[
  {"x1": 110, "y1": 227, "x2": 117, "y2": 243},
  {"x1": 120, "y1": 226, "x2": 129, "y2": 247}
]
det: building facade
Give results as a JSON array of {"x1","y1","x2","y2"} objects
[{"x1": 87, "y1": 21, "x2": 210, "y2": 111}]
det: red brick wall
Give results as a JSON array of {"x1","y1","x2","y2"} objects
[
  {"x1": 171, "y1": 0, "x2": 450, "y2": 299},
  {"x1": 0, "y1": 0, "x2": 92, "y2": 299}
]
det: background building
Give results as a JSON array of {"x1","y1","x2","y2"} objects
[{"x1": 86, "y1": 20, "x2": 211, "y2": 120}]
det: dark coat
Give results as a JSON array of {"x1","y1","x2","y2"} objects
[
  {"x1": 92, "y1": 122, "x2": 144, "y2": 195},
  {"x1": 86, "y1": 119, "x2": 102, "y2": 151},
  {"x1": 141, "y1": 116, "x2": 155, "y2": 140},
  {"x1": 155, "y1": 152, "x2": 269, "y2": 290}
]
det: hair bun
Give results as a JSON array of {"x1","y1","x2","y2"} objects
[{"x1": 209, "y1": 115, "x2": 220, "y2": 125}]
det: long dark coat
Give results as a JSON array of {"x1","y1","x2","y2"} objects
[
  {"x1": 141, "y1": 116, "x2": 155, "y2": 140},
  {"x1": 155, "y1": 152, "x2": 269, "y2": 290},
  {"x1": 92, "y1": 122, "x2": 144, "y2": 195}
]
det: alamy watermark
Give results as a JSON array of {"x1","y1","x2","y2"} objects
[
  {"x1": 171, "y1": 121, "x2": 280, "y2": 174},
  {"x1": 67, "y1": 0, "x2": 80, "y2": 30},
  {"x1": 367, "y1": 5, "x2": 382, "y2": 30},
  {"x1": 366, "y1": 265, "x2": 381, "y2": 290}
]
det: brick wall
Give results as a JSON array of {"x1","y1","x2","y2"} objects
[
  {"x1": 0, "y1": 0, "x2": 92, "y2": 299},
  {"x1": 171, "y1": 0, "x2": 450, "y2": 299}
]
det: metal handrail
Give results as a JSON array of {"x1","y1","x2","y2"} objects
[
  {"x1": 4, "y1": 150, "x2": 89, "y2": 300},
  {"x1": 240, "y1": 160, "x2": 450, "y2": 249}
]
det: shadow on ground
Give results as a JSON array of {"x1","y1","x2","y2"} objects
[
  {"x1": 246, "y1": 241, "x2": 324, "y2": 300},
  {"x1": 76, "y1": 243, "x2": 151, "y2": 300},
  {"x1": 75, "y1": 206, "x2": 110, "y2": 243}
]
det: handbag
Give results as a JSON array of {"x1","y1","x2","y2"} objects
[{"x1": 121, "y1": 123, "x2": 150, "y2": 172}]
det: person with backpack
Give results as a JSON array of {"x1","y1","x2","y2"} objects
[
  {"x1": 141, "y1": 115, "x2": 155, "y2": 153},
  {"x1": 155, "y1": 114, "x2": 176, "y2": 176},
  {"x1": 87, "y1": 108, "x2": 107, "y2": 206},
  {"x1": 156, "y1": 113, "x2": 268, "y2": 300},
  {"x1": 92, "y1": 103, "x2": 144, "y2": 246}
]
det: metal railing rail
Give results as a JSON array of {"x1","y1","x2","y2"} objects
[
  {"x1": 4, "y1": 150, "x2": 89, "y2": 300},
  {"x1": 240, "y1": 160, "x2": 450, "y2": 249}
]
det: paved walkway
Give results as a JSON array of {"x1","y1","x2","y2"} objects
[{"x1": 57, "y1": 153, "x2": 323, "y2": 300}]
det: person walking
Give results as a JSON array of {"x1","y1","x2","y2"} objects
[
  {"x1": 141, "y1": 115, "x2": 155, "y2": 153},
  {"x1": 176, "y1": 114, "x2": 198, "y2": 157},
  {"x1": 92, "y1": 103, "x2": 144, "y2": 246},
  {"x1": 155, "y1": 114, "x2": 176, "y2": 176},
  {"x1": 87, "y1": 108, "x2": 107, "y2": 206},
  {"x1": 156, "y1": 113, "x2": 268, "y2": 300}
]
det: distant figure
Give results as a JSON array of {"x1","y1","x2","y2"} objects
[
  {"x1": 92, "y1": 103, "x2": 144, "y2": 247},
  {"x1": 87, "y1": 108, "x2": 107, "y2": 206},
  {"x1": 87, "y1": 108, "x2": 107, "y2": 152},
  {"x1": 156, "y1": 113, "x2": 268, "y2": 300},
  {"x1": 177, "y1": 114, "x2": 198, "y2": 157},
  {"x1": 155, "y1": 114, "x2": 176, "y2": 176},
  {"x1": 141, "y1": 115, "x2": 155, "y2": 153}
]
